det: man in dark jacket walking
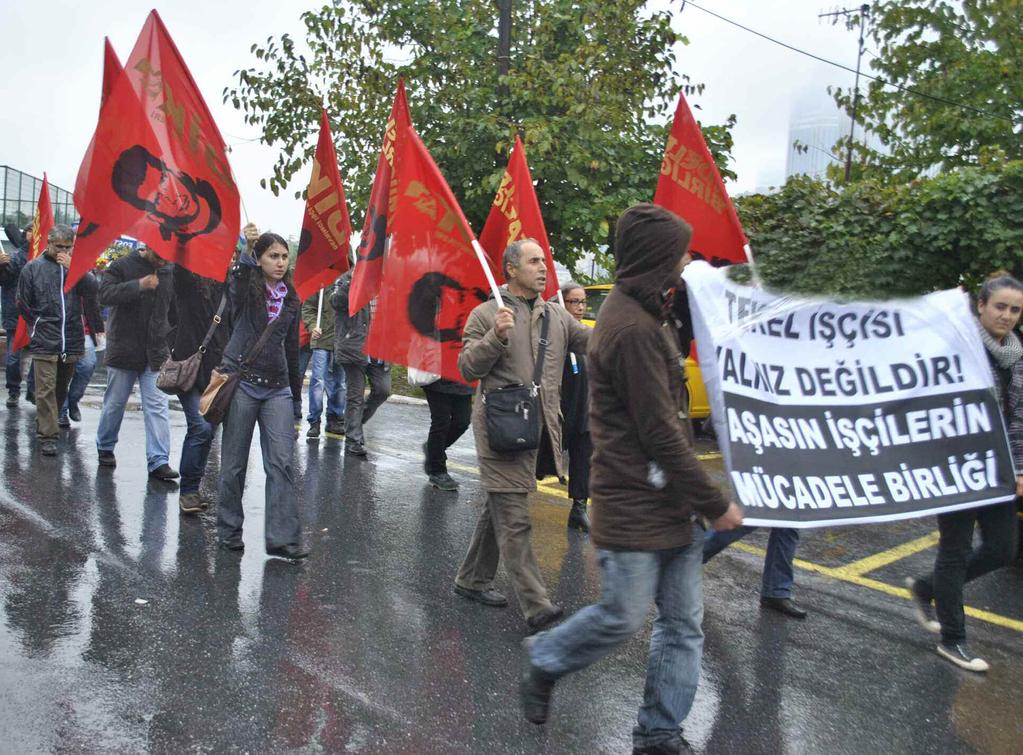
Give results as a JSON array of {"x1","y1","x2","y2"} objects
[
  {"x1": 521, "y1": 205, "x2": 743, "y2": 753},
  {"x1": 330, "y1": 270, "x2": 390, "y2": 457},
  {"x1": 95, "y1": 245, "x2": 177, "y2": 479},
  {"x1": 15, "y1": 224, "x2": 98, "y2": 455},
  {"x1": 2, "y1": 225, "x2": 29, "y2": 406}
]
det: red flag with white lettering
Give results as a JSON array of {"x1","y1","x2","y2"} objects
[
  {"x1": 654, "y1": 91, "x2": 747, "y2": 266},
  {"x1": 348, "y1": 80, "x2": 412, "y2": 315},
  {"x1": 295, "y1": 109, "x2": 352, "y2": 301},
  {"x1": 67, "y1": 10, "x2": 240, "y2": 291},
  {"x1": 479, "y1": 134, "x2": 559, "y2": 299},
  {"x1": 11, "y1": 175, "x2": 54, "y2": 352},
  {"x1": 365, "y1": 127, "x2": 493, "y2": 384}
]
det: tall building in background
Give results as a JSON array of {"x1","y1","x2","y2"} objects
[
  {"x1": 0, "y1": 166, "x2": 78, "y2": 250},
  {"x1": 785, "y1": 84, "x2": 881, "y2": 181}
]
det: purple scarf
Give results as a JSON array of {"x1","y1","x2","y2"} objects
[{"x1": 265, "y1": 281, "x2": 288, "y2": 322}]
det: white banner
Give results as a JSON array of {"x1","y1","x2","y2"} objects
[{"x1": 683, "y1": 261, "x2": 1016, "y2": 527}]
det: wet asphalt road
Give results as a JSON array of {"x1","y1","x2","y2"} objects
[{"x1": 0, "y1": 385, "x2": 1021, "y2": 754}]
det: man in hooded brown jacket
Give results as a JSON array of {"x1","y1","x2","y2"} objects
[
  {"x1": 454, "y1": 239, "x2": 590, "y2": 634},
  {"x1": 520, "y1": 204, "x2": 743, "y2": 754}
]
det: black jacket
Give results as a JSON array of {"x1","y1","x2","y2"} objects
[
  {"x1": 561, "y1": 350, "x2": 589, "y2": 440},
  {"x1": 329, "y1": 270, "x2": 372, "y2": 364},
  {"x1": 171, "y1": 268, "x2": 228, "y2": 391},
  {"x1": 98, "y1": 252, "x2": 174, "y2": 371},
  {"x1": 1, "y1": 243, "x2": 28, "y2": 331},
  {"x1": 16, "y1": 253, "x2": 97, "y2": 357},
  {"x1": 220, "y1": 256, "x2": 302, "y2": 400}
]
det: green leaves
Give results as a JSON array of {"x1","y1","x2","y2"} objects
[
  {"x1": 222, "y1": 0, "x2": 736, "y2": 275},
  {"x1": 738, "y1": 161, "x2": 1023, "y2": 299}
]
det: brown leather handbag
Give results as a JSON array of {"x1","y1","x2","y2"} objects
[
  {"x1": 156, "y1": 293, "x2": 227, "y2": 395},
  {"x1": 199, "y1": 315, "x2": 281, "y2": 424}
]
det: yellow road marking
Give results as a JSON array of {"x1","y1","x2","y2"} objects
[
  {"x1": 832, "y1": 531, "x2": 941, "y2": 578},
  {"x1": 380, "y1": 443, "x2": 1023, "y2": 633},
  {"x1": 728, "y1": 542, "x2": 1023, "y2": 633}
]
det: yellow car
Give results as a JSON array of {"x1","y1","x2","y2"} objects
[{"x1": 581, "y1": 284, "x2": 710, "y2": 421}]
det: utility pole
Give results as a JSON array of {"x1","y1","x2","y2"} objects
[
  {"x1": 496, "y1": 0, "x2": 512, "y2": 119},
  {"x1": 820, "y1": 4, "x2": 870, "y2": 182}
]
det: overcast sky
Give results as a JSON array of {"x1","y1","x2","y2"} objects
[{"x1": 1, "y1": 0, "x2": 861, "y2": 240}]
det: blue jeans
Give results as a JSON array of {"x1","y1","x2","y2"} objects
[
  {"x1": 703, "y1": 526, "x2": 799, "y2": 598},
  {"x1": 5, "y1": 342, "x2": 22, "y2": 394},
  {"x1": 178, "y1": 387, "x2": 214, "y2": 495},
  {"x1": 217, "y1": 388, "x2": 300, "y2": 549},
  {"x1": 306, "y1": 348, "x2": 345, "y2": 423},
  {"x1": 530, "y1": 539, "x2": 705, "y2": 750},
  {"x1": 95, "y1": 366, "x2": 171, "y2": 471},
  {"x1": 62, "y1": 338, "x2": 97, "y2": 413}
]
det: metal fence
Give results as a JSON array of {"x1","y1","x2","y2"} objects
[{"x1": 0, "y1": 165, "x2": 79, "y2": 232}]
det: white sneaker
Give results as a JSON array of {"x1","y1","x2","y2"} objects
[
  {"x1": 905, "y1": 578, "x2": 940, "y2": 634},
  {"x1": 936, "y1": 642, "x2": 989, "y2": 672}
]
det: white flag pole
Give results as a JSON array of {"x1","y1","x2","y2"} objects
[
  {"x1": 315, "y1": 288, "x2": 324, "y2": 330},
  {"x1": 471, "y1": 239, "x2": 504, "y2": 309}
]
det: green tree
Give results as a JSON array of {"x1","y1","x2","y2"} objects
[
  {"x1": 734, "y1": 159, "x2": 1023, "y2": 299},
  {"x1": 831, "y1": 0, "x2": 1022, "y2": 182},
  {"x1": 224, "y1": 1, "x2": 736, "y2": 274}
]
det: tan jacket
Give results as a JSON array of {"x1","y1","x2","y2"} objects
[{"x1": 459, "y1": 289, "x2": 590, "y2": 493}]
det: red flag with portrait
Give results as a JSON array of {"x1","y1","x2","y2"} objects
[
  {"x1": 365, "y1": 127, "x2": 493, "y2": 384},
  {"x1": 295, "y1": 109, "x2": 352, "y2": 301},
  {"x1": 654, "y1": 91, "x2": 747, "y2": 266},
  {"x1": 11, "y1": 175, "x2": 54, "y2": 352},
  {"x1": 479, "y1": 134, "x2": 559, "y2": 300},
  {"x1": 67, "y1": 10, "x2": 240, "y2": 291},
  {"x1": 348, "y1": 80, "x2": 412, "y2": 315}
]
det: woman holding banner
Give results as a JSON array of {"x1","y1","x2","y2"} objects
[{"x1": 907, "y1": 273, "x2": 1023, "y2": 672}]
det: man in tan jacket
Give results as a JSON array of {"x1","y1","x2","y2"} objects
[{"x1": 454, "y1": 239, "x2": 590, "y2": 634}]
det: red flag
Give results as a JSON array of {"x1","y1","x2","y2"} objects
[
  {"x1": 365, "y1": 127, "x2": 492, "y2": 384},
  {"x1": 348, "y1": 79, "x2": 412, "y2": 315},
  {"x1": 295, "y1": 109, "x2": 352, "y2": 301},
  {"x1": 479, "y1": 134, "x2": 559, "y2": 300},
  {"x1": 654, "y1": 91, "x2": 747, "y2": 266},
  {"x1": 11, "y1": 175, "x2": 55, "y2": 352},
  {"x1": 67, "y1": 11, "x2": 240, "y2": 291}
]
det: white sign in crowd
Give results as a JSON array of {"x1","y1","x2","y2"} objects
[{"x1": 684, "y1": 261, "x2": 1017, "y2": 528}]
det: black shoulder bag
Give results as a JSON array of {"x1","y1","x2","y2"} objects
[
  {"x1": 156, "y1": 292, "x2": 227, "y2": 395},
  {"x1": 482, "y1": 306, "x2": 551, "y2": 452}
]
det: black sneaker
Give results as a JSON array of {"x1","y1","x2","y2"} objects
[
  {"x1": 429, "y1": 472, "x2": 459, "y2": 491},
  {"x1": 306, "y1": 421, "x2": 321, "y2": 441},
  {"x1": 5, "y1": 393, "x2": 17, "y2": 408},
  {"x1": 936, "y1": 641, "x2": 989, "y2": 672},
  {"x1": 325, "y1": 418, "x2": 345, "y2": 436},
  {"x1": 40, "y1": 440, "x2": 58, "y2": 456},
  {"x1": 67, "y1": 403, "x2": 81, "y2": 422},
  {"x1": 149, "y1": 464, "x2": 180, "y2": 481},
  {"x1": 98, "y1": 450, "x2": 117, "y2": 467},
  {"x1": 345, "y1": 441, "x2": 367, "y2": 457},
  {"x1": 905, "y1": 577, "x2": 940, "y2": 634}
]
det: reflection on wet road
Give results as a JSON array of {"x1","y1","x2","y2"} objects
[{"x1": 0, "y1": 396, "x2": 1020, "y2": 753}]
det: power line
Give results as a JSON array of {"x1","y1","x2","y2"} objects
[{"x1": 678, "y1": 0, "x2": 1016, "y2": 124}]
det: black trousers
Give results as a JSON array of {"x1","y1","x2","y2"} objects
[
  {"x1": 424, "y1": 389, "x2": 472, "y2": 475},
  {"x1": 566, "y1": 431, "x2": 592, "y2": 501},
  {"x1": 916, "y1": 500, "x2": 1018, "y2": 643}
]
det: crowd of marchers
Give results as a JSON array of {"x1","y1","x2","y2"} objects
[{"x1": 2, "y1": 202, "x2": 1019, "y2": 755}]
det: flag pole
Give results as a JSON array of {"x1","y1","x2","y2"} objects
[
  {"x1": 315, "y1": 288, "x2": 324, "y2": 330},
  {"x1": 471, "y1": 239, "x2": 504, "y2": 308}
]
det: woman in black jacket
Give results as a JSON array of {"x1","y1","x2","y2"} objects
[{"x1": 216, "y1": 233, "x2": 307, "y2": 560}]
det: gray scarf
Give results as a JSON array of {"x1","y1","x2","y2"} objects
[{"x1": 978, "y1": 322, "x2": 1023, "y2": 369}]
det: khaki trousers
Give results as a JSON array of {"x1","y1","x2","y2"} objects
[
  {"x1": 455, "y1": 491, "x2": 551, "y2": 619},
  {"x1": 32, "y1": 354, "x2": 78, "y2": 440}
]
